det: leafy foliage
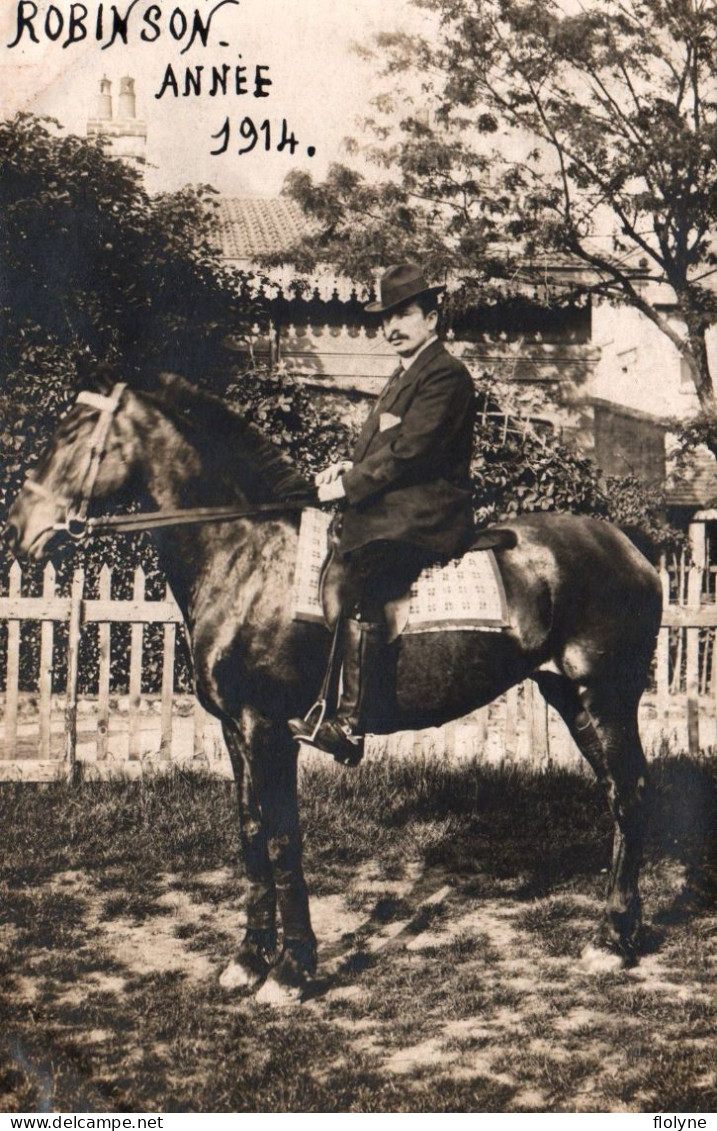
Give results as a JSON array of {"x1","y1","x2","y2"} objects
[
  {"x1": 468, "y1": 373, "x2": 676, "y2": 553},
  {"x1": 224, "y1": 365, "x2": 358, "y2": 481},
  {"x1": 673, "y1": 405, "x2": 717, "y2": 456},
  {"x1": 1, "y1": 113, "x2": 257, "y2": 377},
  {"x1": 0, "y1": 113, "x2": 267, "y2": 518},
  {"x1": 277, "y1": 0, "x2": 717, "y2": 406},
  {"x1": 0, "y1": 113, "x2": 264, "y2": 693}
]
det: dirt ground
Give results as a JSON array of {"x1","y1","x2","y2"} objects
[
  {"x1": 2, "y1": 851, "x2": 714, "y2": 1112},
  {"x1": 0, "y1": 708, "x2": 714, "y2": 1112}
]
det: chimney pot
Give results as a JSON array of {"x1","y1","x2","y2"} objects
[
  {"x1": 118, "y1": 76, "x2": 136, "y2": 119},
  {"x1": 96, "y1": 76, "x2": 112, "y2": 121}
]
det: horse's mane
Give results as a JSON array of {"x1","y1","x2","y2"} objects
[{"x1": 149, "y1": 372, "x2": 312, "y2": 501}]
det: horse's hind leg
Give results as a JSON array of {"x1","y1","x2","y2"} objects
[
  {"x1": 532, "y1": 672, "x2": 649, "y2": 964},
  {"x1": 588, "y1": 697, "x2": 649, "y2": 965}
]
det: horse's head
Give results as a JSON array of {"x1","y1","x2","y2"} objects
[{"x1": 6, "y1": 381, "x2": 140, "y2": 559}]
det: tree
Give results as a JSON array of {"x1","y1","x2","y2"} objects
[
  {"x1": 0, "y1": 113, "x2": 269, "y2": 691},
  {"x1": 278, "y1": 0, "x2": 717, "y2": 412},
  {"x1": 0, "y1": 112, "x2": 264, "y2": 514},
  {"x1": 0, "y1": 113, "x2": 260, "y2": 378}
]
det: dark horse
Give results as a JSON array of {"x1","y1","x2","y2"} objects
[{"x1": 6, "y1": 372, "x2": 662, "y2": 999}]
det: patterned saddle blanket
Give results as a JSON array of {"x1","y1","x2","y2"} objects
[{"x1": 292, "y1": 509, "x2": 509, "y2": 636}]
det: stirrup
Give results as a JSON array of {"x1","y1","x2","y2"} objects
[
  {"x1": 289, "y1": 616, "x2": 344, "y2": 746},
  {"x1": 300, "y1": 717, "x2": 364, "y2": 767},
  {"x1": 288, "y1": 696, "x2": 327, "y2": 745}
]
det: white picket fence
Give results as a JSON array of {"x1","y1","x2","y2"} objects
[
  {"x1": 0, "y1": 561, "x2": 227, "y2": 781},
  {"x1": 1, "y1": 558, "x2": 716, "y2": 780}
]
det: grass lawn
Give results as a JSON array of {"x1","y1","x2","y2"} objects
[{"x1": 0, "y1": 753, "x2": 714, "y2": 1113}]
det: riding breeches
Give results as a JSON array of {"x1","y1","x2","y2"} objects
[{"x1": 341, "y1": 540, "x2": 446, "y2": 622}]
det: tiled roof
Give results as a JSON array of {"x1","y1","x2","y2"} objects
[
  {"x1": 666, "y1": 447, "x2": 717, "y2": 507},
  {"x1": 212, "y1": 199, "x2": 594, "y2": 277},
  {"x1": 212, "y1": 196, "x2": 366, "y2": 299},
  {"x1": 209, "y1": 197, "x2": 656, "y2": 300},
  {"x1": 213, "y1": 197, "x2": 310, "y2": 261}
]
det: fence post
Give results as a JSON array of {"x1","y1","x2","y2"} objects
[
  {"x1": 525, "y1": 678, "x2": 550, "y2": 769},
  {"x1": 193, "y1": 697, "x2": 207, "y2": 760},
  {"x1": 39, "y1": 562, "x2": 56, "y2": 759},
  {"x1": 686, "y1": 564, "x2": 701, "y2": 755},
  {"x1": 4, "y1": 561, "x2": 22, "y2": 761},
  {"x1": 472, "y1": 706, "x2": 488, "y2": 758},
  {"x1": 65, "y1": 567, "x2": 84, "y2": 782},
  {"x1": 160, "y1": 582, "x2": 176, "y2": 759},
  {"x1": 97, "y1": 565, "x2": 112, "y2": 760},
  {"x1": 670, "y1": 553, "x2": 686, "y2": 693},
  {"x1": 504, "y1": 685, "x2": 518, "y2": 761},
  {"x1": 128, "y1": 567, "x2": 145, "y2": 760},
  {"x1": 656, "y1": 559, "x2": 670, "y2": 730},
  {"x1": 712, "y1": 610, "x2": 717, "y2": 709}
]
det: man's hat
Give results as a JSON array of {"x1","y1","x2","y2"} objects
[{"x1": 365, "y1": 263, "x2": 445, "y2": 314}]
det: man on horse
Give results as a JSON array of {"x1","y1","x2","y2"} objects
[{"x1": 289, "y1": 263, "x2": 477, "y2": 764}]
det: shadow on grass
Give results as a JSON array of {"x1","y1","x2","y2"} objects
[
  {"x1": 301, "y1": 753, "x2": 715, "y2": 904},
  {"x1": 0, "y1": 754, "x2": 713, "y2": 1113},
  {"x1": 0, "y1": 754, "x2": 712, "y2": 903}
]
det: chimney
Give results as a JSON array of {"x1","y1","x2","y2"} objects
[
  {"x1": 96, "y1": 76, "x2": 112, "y2": 121},
  {"x1": 118, "y1": 76, "x2": 136, "y2": 119},
  {"x1": 87, "y1": 75, "x2": 147, "y2": 172}
]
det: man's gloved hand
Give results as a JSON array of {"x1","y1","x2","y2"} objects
[
  {"x1": 315, "y1": 460, "x2": 352, "y2": 486},
  {"x1": 317, "y1": 477, "x2": 346, "y2": 502},
  {"x1": 315, "y1": 460, "x2": 351, "y2": 502}
]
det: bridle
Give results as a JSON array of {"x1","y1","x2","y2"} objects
[
  {"x1": 22, "y1": 384, "x2": 129, "y2": 549},
  {"x1": 19, "y1": 382, "x2": 317, "y2": 549}
]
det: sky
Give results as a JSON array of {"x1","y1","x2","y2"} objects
[{"x1": 0, "y1": 0, "x2": 413, "y2": 195}]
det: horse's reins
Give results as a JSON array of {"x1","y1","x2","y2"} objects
[{"x1": 22, "y1": 383, "x2": 319, "y2": 545}]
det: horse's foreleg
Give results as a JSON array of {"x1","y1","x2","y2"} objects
[
  {"x1": 597, "y1": 710, "x2": 649, "y2": 964},
  {"x1": 260, "y1": 749, "x2": 317, "y2": 1000},
  {"x1": 238, "y1": 711, "x2": 317, "y2": 1001},
  {"x1": 221, "y1": 721, "x2": 278, "y2": 988}
]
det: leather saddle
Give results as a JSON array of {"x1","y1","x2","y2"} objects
[{"x1": 319, "y1": 526, "x2": 517, "y2": 641}]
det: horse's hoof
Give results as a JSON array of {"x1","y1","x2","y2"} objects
[
  {"x1": 255, "y1": 938, "x2": 317, "y2": 1006},
  {"x1": 580, "y1": 943, "x2": 628, "y2": 974},
  {"x1": 593, "y1": 916, "x2": 641, "y2": 968},
  {"x1": 219, "y1": 927, "x2": 277, "y2": 991},
  {"x1": 219, "y1": 960, "x2": 260, "y2": 991},
  {"x1": 255, "y1": 974, "x2": 304, "y2": 1007}
]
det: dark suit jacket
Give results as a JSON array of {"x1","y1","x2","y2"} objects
[{"x1": 340, "y1": 339, "x2": 476, "y2": 556}]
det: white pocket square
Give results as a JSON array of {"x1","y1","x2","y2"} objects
[{"x1": 379, "y1": 412, "x2": 402, "y2": 431}]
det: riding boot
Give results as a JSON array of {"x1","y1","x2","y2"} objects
[{"x1": 288, "y1": 618, "x2": 387, "y2": 766}]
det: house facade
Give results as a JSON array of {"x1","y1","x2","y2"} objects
[
  {"x1": 84, "y1": 80, "x2": 717, "y2": 542},
  {"x1": 214, "y1": 198, "x2": 701, "y2": 493}
]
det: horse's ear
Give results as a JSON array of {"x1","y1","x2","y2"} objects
[
  {"x1": 157, "y1": 372, "x2": 198, "y2": 408},
  {"x1": 76, "y1": 357, "x2": 121, "y2": 394}
]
